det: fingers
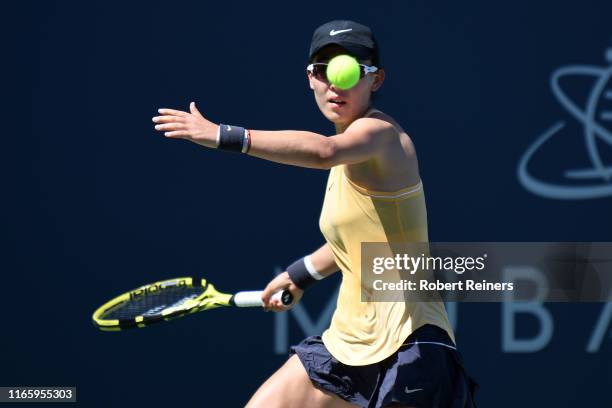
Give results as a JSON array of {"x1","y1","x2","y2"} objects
[
  {"x1": 261, "y1": 287, "x2": 273, "y2": 305},
  {"x1": 268, "y1": 299, "x2": 286, "y2": 312},
  {"x1": 154, "y1": 122, "x2": 185, "y2": 131},
  {"x1": 164, "y1": 130, "x2": 190, "y2": 138},
  {"x1": 157, "y1": 108, "x2": 188, "y2": 117},
  {"x1": 264, "y1": 295, "x2": 287, "y2": 312},
  {"x1": 263, "y1": 286, "x2": 300, "y2": 312},
  {"x1": 189, "y1": 101, "x2": 202, "y2": 118},
  {"x1": 155, "y1": 124, "x2": 189, "y2": 138},
  {"x1": 153, "y1": 111, "x2": 189, "y2": 139},
  {"x1": 262, "y1": 284, "x2": 287, "y2": 312},
  {"x1": 152, "y1": 115, "x2": 185, "y2": 124},
  {"x1": 261, "y1": 282, "x2": 282, "y2": 304}
]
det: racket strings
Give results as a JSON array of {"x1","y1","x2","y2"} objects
[{"x1": 103, "y1": 286, "x2": 205, "y2": 320}]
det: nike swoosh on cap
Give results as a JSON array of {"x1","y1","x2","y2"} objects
[
  {"x1": 329, "y1": 28, "x2": 352, "y2": 36},
  {"x1": 404, "y1": 387, "x2": 423, "y2": 394}
]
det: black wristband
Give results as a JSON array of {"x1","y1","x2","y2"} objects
[
  {"x1": 286, "y1": 258, "x2": 317, "y2": 290},
  {"x1": 218, "y1": 123, "x2": 245, "y2": 152}
]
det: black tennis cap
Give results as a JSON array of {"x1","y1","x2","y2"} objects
[{"x1": 309, "y1": 20, "x2": 379, "y2": 66}]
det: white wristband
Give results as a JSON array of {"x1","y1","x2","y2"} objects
[{"x1": 304, "y1": 255, "x2": 324, "y2": 280}]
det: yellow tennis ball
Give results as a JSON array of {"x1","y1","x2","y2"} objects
[{"x1": 326, "y1": 55, "x2": 360, "y2": 90}]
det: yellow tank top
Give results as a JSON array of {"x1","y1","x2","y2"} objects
[{"x1": 319, "y1": 139, "x2": 454, "y2": 366}]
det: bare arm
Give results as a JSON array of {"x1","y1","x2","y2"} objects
[{"x1": 153, "y1": 102, "x2": 396, "y2": 169}]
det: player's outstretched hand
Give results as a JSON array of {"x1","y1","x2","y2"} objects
[
  {"x1": 262, "y1": 272, "x2": 303, "y2": 312},
  {"x1": 153, "y1": 102, "x2": 217, "y2": 148}
]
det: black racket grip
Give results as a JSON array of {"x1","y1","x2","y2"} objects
[{"x1": 280, "y1": 290, "x2": 294, "y2": 305}]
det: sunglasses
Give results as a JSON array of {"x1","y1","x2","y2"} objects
[{"x1": 306, "y1": 62, "x2": 379, "y2": 83}]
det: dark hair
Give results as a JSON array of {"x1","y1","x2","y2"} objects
[{"x1": 370, "y1": 37, "x2": 381, "y2": 68}]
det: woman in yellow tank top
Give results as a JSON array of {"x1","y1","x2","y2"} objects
[{"x1": 153, "y1": 19, "x2": 476, "y2": 408}]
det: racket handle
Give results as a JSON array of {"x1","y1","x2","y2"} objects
[{"x1": 232, "y1": 289, "x2": 294, "y2": 308}]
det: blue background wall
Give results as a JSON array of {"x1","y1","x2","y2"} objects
[{"x1": 7, "y1": 0, "x2": 611, "y2": 406}]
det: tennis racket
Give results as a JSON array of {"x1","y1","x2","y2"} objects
[{"x1": 92, "y1": 277, "x2": 293, "y2": 331}]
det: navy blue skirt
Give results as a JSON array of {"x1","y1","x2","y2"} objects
[{"x1": 290, "y1": 324, "x2": 478, "y2": 408}]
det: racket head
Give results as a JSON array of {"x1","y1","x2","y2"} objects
[{"x1": 92, "y1": 277, "x2": 232, "y2": 331}]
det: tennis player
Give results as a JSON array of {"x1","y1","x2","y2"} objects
[{"x1": 153, "y1": 20, "x2": 477, "y2": 408}]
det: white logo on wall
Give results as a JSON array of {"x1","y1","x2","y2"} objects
[{"x1": 517, "y1": 43, "x2": 612, "y2": 199}]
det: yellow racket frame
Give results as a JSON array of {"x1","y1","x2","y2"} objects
[{"x1": 92, "y1": 277, "x2": 232, "y2": 331}]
